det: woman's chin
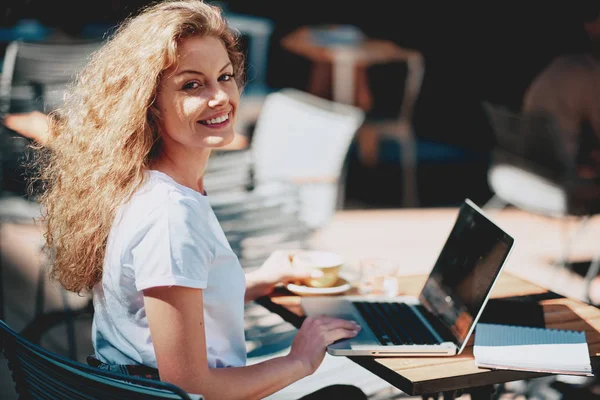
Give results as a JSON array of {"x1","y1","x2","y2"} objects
[{"x1": 204, "y1": 132, "x2": 235, "y2": 147}]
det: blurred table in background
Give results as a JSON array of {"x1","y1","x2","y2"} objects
[
  {"x1": 303, "y1": 207, "x2": 600, "y2": 302},
  {"x1": 281, "y1": 25, "x2": 425, "y2": 209},
  {"x1": 280, "y1": 25, "x2": 421, "y2": 108}
]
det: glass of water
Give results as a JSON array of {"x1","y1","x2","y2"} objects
[{"x1": 358, "y1": 258, "x2": 399, "y2": 297}]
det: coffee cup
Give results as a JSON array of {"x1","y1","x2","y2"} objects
[{"x1": 292, "y1": 250, "x2": 343, "y2": 288}]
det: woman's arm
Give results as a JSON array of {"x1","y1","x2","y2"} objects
[
  {"x1": 144, "y1": 285, "x2": 359, "y2": 400},
  {"x1": 3, "y1": 111, "x2": 52, "y2": 145}
]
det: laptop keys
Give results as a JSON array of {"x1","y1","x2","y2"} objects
[{"x1": 353, "y1": 301, "x2": 441, "y2": 346}]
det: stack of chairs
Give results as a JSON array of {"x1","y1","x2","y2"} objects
[{"x1": 205, "y1": 149, "x2": 313, "y2": 359}]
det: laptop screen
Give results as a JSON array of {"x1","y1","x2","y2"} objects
[{"x1": 418, "y1": 199, "x2": 514, "y2": 351}]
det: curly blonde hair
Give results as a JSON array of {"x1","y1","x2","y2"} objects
[{"x1": 35, "y1": 0, "x2": 245, "y2": 293}]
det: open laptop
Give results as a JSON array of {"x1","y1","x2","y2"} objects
[{"x1": 301, "y1": 198, "x2": 515, "y2": 357}]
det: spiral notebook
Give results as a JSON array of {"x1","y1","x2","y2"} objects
[{"x1": 474, "y1": 323, "x2": 593, "y2": 376}]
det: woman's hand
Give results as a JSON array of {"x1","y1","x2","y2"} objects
[
  {"x1": 287, "y1": 316, "x2": 361, "y2": 376},
  {"x1": 244, "y1": 249, "x2": 310, "y2": 302},
  {"x1": 3, "y1": 111, "x2": 51, "y2": 145},
  {"x1": 257, "y1": 249, "x2": 310, "y2": 285}
]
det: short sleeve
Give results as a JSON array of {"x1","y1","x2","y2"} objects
[{"x1": 131, "y1": 199, "x2": 215, "y2": 291}]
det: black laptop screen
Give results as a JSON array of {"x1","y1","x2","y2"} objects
[{"x1": 418, "y1": 200, "x2": 514, "y2": 350}]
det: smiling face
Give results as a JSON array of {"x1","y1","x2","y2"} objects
[{"x1": 155, "y1": 35, "x2": 239, "y2": 155}]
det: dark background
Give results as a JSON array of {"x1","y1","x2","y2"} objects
[{"x1": 1, "y1": 1, "x2": 598, "y2": 207}]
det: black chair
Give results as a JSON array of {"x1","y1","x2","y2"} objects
[
  {"x1": 0, "y1": 319, "x2": 203, "y2": 400},
  {"x1": 483, "y1": 101, "x2": 600, "y2": 302}
]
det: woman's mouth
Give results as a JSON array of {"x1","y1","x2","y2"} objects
[{"x1": 198, "y1": 113, "x2": 229, "y2": 126}]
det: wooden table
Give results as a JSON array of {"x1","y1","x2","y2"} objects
[{"x1": 256, "y1": 207, "x2": 600, "y2": 399}]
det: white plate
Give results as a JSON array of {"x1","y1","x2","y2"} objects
[{"x1": 286, "y1": 278, "x2": 352, "y2": 296}]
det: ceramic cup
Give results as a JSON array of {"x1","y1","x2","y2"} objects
[{"x1": 292, "y1": 250, "x2": 343, "y2": 288}]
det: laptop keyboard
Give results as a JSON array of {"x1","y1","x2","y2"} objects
[{"x1": 353, "y1": 301, "x2": 442, "y2": 346}]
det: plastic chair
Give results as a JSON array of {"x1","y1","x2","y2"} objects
[
  {"x1": 250, "y1": 88, "x2": 365, "y2": 230},
  {"x1": 0, "y1": 319, "x2": 203, "y2": 400},
  {"x1": 482, "y1": 102, "x2": 600, "y2": 302}
]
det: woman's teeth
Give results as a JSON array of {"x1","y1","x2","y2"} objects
[{"x1": 200, "y1": 114, "x2": 229, "y2": 125}]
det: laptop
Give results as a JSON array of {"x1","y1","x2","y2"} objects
[{"x1": 301, "y1": 198, "x2": 515, "y2": 357}]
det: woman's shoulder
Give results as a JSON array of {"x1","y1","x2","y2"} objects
[
  {"x1": 121, "y1": 171, "x2": 211, "y2": 223},
  {"x1": 138, "y1": 170, "x2": 207, "y2": 204}
]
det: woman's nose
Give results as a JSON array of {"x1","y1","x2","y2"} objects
[{"x1": 208, "y1": 87, "x2": 228, "y2": 108}]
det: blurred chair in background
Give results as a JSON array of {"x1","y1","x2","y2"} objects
[
  {"x1": 1, "y1": 38, "x2": 104, "y2": 194},
  {"x1": 225, "y1": 11, "x2": 276, "y2": 141},
  {"x1": 482, "y1": 102, "x2": 600, "y2": 302},
  {"x1": 0, "y1": 39, "x2": 103, "y2": 115},
  {"x1": 250, "y1": 88, "x2": 365, "y2": 230},
  {"x1": 208, "y1": 179, "x2": 311, "y2": 361},
  {"x1": 204, "y1": 149, "x2": 254, "y2": 194},
  {"x1": 226, "y1": 12, "x2": 274, "y2": 98},
  {"x1": 0, "y1": 38, "x2": 104, "y2": 361},
  {"x1": 356, "y1": 49, "x2": 425, "y2": 208}
]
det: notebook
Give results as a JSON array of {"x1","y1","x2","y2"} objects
[
  {"x1": 474, "y1": 323, "x2": 593, "y2": 376},
  {"x1": 301, "y1": 198, "x2": 515, "y2": 356}
]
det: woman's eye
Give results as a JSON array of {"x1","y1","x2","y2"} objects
[
  {"x1": 183, "y1": 81, "x2": 201, "y2": 90},
  {"x1": 220, "y1": 73, "x2": 234, "y2": 82}
]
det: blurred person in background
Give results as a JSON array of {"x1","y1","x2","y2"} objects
[
  {"x1": 521, "y1": 5, "x2": 600, "y2": 317},
  {"x1": 522, "y1": 5, "x2": 600, "y2": 179},
  {"x1": 31, "y1": 1, "x2": 366, "y2": 399}
]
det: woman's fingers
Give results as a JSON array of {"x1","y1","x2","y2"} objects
[
  {"x1": 308, "y1": 315, "x2": 361, "y2": 330},
  {"x1": 315, "y1": 317, "x2": 361, "y2": 345},
  {"x1": 290, "y1": 316, "x2": 361, "y2": 375},
  {"x1": 303, "y1": 315, "x2": 361, "y2": 343},
  {"x1": 324, "y1": 327, "x2": 361, "y2": 345}
]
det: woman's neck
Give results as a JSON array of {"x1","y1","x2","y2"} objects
[{"x1": 150, "y1": 149, "x2": 210, "y2": 194}]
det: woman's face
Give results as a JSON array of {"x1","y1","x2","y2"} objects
[{"x1": 155, "y1": 35, "x2": 239, "y2": 152}]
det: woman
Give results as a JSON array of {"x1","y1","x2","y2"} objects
[{"x1": 35, "y1": 1, "x2": 364, "y2": 399}]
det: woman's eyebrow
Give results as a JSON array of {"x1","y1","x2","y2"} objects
[{"x1": 175, "y1": 62, "x2": 233, "y2": 78}]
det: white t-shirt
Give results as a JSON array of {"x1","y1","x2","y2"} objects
[{"x1": 92, "y1": 170, "x2": 247, "y2": 369}]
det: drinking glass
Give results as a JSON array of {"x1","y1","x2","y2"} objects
[{"x1": 358, "y1": 258, "x2": 399, "y2": 296}]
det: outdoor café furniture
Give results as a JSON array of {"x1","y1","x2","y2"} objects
[{"x1": 256, "y1": 206, "x2": 600, "y2": 399}]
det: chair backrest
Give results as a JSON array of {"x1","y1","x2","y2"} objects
[
  {"x1": 250, "y1": 88, "x2": 365, "y2": 229},
  {"x1": 483, "y1": 102, "x2": 574, "y2": 182},
  {"x1": 0, "y1": 39, "x2": 104, "y2": 114},
  {"x1": 0, "y1": 319, "x2": 203, "y2": 400},
  {"x1": 397, "y1": 52, "x2": 425, "y2": 124}
]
